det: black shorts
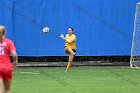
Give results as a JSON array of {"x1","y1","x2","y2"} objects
[{"x1": 72, "y1": 49, "x2": 76, "y2": 53}]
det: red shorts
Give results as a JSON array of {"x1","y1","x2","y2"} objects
[{"x1": 0, "y1": 67, "x2": 12, "y2": 81}]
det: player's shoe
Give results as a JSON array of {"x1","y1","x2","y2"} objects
[
  {"x1": 65, "y1": 69, "x2": 68, "y2": 72},
  {"x1": 65, "y1": 67, "x2": 70, "y2": 72}
]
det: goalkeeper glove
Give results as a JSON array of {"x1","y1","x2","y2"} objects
[{"x1": 60, "y1": 34, "x2": 65, "y2": 40}]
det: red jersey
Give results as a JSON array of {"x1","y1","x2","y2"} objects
[{"x1": 0, "y1": 38, "x2": 16, "y2": 68}]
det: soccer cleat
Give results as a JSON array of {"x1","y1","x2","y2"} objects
[
  {"x1": 65, "y1": 69, "x2": 68, "y2": 72},
  {"x1": 65, "y1": 67, "x2": 70, "y2": 72}
]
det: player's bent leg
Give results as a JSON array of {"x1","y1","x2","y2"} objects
[
  {"x1": 65, "y1": 50, "x2": 70, "y2": 54},
  {"x1": 64, "y1": 47, "x2": 70, "y2": 54},
  {"x1": 3, "y1": 80, "x2": 11, "y2": 93},
  {"x1": 67, "y1": 47, "x2": 75, "y2": 55},
  {"x1": 0, "y1": 79, "x2": 3, "y2": 93},
  {"x1": 64, "y1": 46, "x2": 75, "y2": 55}
]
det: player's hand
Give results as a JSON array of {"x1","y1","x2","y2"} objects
[
  {"x1": 60, "y1": 34, "x2": 65, "y2": 40},
  {"x1": 12, "y1": 61, "x2": 17, "y2": 68}
]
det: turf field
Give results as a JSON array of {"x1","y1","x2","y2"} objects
[{"x1": 12, "y1": 67, "x2": 140, "y2": 93}]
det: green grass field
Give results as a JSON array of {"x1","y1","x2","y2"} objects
[{"x1": 12, "y1": 67, "x2": 140, "y2": 93}]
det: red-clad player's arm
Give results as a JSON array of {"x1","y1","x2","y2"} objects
[{"x1": 9, "y1": 41, "x2": 18, "y2": 68}]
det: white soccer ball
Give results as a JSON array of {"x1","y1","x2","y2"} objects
[{"x1": 43, "y1": 27, "x2": 49, "y2": 33}]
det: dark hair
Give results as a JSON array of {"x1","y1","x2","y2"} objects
[
  {"x1": 0, "y1": 26, "x2": 5, "y2": 35},
  {"x1": 0, "y1": 28, "x2": 5, "y2": 35},
  {"x1": 2, "y1": 29, "x2": 5, "y2": 35},
  {"x1": 69, "y1": 27, "x2": 73, "y2": 31}
]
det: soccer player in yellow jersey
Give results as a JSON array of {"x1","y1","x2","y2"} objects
[{"x1": 60, "y1": 27, "x2": 76, "y2": 72}]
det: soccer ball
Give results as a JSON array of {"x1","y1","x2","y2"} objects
[{"x1": 43, "y1": 27, "x2": 49, "y2": 33}]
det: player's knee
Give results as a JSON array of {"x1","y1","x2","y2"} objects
[
  {"x1": 64, "y1": 47, "x2": 69, "y2": 54},
  {"x1": 65, "y1": 50, "x2": 69, "y2": 54},
  {"x1": 64, "y1": 46, "x2": 69, "y2": 50}
]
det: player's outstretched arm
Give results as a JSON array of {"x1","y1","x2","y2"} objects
[{"x1": 60, "y1": 34, "x2": 76, "y2": 43}]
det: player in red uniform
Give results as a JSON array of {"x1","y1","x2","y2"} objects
[{"x1": 0, "y1": 25, "x2": 18, "y2": 93}]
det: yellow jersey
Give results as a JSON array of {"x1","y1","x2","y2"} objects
[{"x1": 65, "y1": 34, "x2": 76, "y2": 50}]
